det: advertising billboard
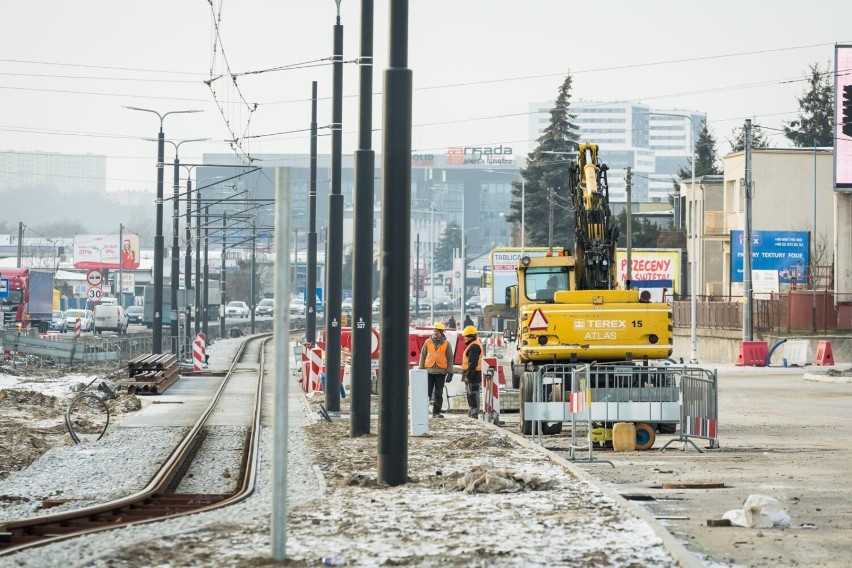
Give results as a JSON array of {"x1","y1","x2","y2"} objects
[
  {"x1": 730, "y1": 230, "x2": 809, "y2": 283},
  {"x1": 615, "y1": 248, "x2": 681, "y2": 295},
  {"x1": 835, "y1": 44, "x2": 852, "y2": 190},
  {"x1": 73, "y1": 234, "x2": 141, "y2": 270}
]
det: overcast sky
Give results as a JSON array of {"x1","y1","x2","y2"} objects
[{"x1": 2, "y1": 0, "x2": 851, "y2": 194}]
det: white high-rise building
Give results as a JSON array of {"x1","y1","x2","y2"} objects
[
  {"x1": 0, "y1": 150, "x2": 106, "y2": 194},
  {"x1": 528, "y1": 101, "x2": 704, "y2": 203}
]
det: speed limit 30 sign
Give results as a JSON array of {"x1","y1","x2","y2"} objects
[{"x1": 87, "y1": 286, "x2": 103, "y2": 302}]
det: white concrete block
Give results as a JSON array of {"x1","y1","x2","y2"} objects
[{"x1": 409, "y1": 369, "x2": 429, "y2": 436}]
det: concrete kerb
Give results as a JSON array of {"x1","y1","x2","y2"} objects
[
  {"x1": 296, "y1": 389, "x2": 330, "y2": 495},
  {"x1": 477, "y1": 418, "x2": 704, "y2": 568}
]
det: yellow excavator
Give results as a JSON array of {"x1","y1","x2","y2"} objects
[{"x1": 506, "y1": 144, "x2": 674, "y2": 436}]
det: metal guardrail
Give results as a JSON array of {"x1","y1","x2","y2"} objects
[{"x1": 1, "y1": 328, "x2": 154, "y2": 365}]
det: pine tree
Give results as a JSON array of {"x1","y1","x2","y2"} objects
[
  {"x1": 728, "y1": 123, "x2": 771, "y2": 152},
  {"x1": 783, "y1": 62, "x2": 834, "y2": 147},
  {"x1": 506, "y1": 73, "x2": 580, "y2": 249},
  {"x1": 433, "y1": 221, "x2": 461, "y2": 271},
  {"x1": 678, "y1": 122, "x2": 720, "y2": 179}
]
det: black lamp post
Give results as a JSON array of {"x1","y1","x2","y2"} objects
[{"x1": 124, "y1": 106, "x2": 202, "y2": 354}]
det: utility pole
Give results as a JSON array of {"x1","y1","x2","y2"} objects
[
  {"x1": 625, "y1": 167, "x2": 633, "y2": 287},
  {"x1": 743, "y1": 119, "x2": 754, "y2": 341},
  {"x1": 325, "y1": 4, "x2": 345, "y2": 413},
  {"x1": 118, "y1": 224, "x2": 124, "y2": 306},
  {"x1": 16, "y1": 222, "x2": 23, "y2": 268},
  {"x1": 548, "y1": 188, "x2": 554, "y2": 255},
  {"x1": 813, "y1": 138, "x2": 818, "y2": 333}
]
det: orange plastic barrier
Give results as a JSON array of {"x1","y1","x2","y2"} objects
[
  {"x1": 736, "y1": 341, "x2": 768, "y2": 366},
  {"x1": 815, "y1": 340, "x2": 834, "y2": 366}
]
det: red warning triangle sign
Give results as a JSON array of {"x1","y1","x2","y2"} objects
[{"x1": 529, "y1": 308, "x2": 549, "y2": 330}]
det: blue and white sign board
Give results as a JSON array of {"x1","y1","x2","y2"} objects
[
  {"x1": 304, "y1": 287, "x2": 323, "y2": 307},
  {"x1": 0, "y1": 278, "x2": 8, "y2": 298},
  {"x1": 730, "y1": 230, "x2": 810, "y2": 283}
]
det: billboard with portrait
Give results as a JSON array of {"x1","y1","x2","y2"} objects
[{"x1": 73, "y1": 234, "x2": 141, "y2": 270}]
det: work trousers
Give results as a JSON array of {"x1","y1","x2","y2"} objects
[
  {"x1": 466, "y1": 381, "x2": 481, "y2": 417},
  {"x1": 427, "y1": 372, "x2": 448, "y2": 415}
]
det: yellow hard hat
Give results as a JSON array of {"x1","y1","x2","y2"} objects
[
  {"x1": 462, "y1": 325, "x2": 477, "y2": 337},
  {"x1": 433, "y1": 322, "x2": 445, "y2": 331}
]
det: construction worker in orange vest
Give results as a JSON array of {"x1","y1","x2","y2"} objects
[
  {"x1": 461, "y1": 325, "x2": 483, "y2": 418},
  {"x1": 418, "y1": 322, "x2": 454, "y2": 418}
]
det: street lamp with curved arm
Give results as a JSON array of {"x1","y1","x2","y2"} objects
[
  {"x1": 652, "y1": 111, "x2": 697, "y2": 364},
  {"x1": 124, "y1": 106, "x2": 203, "y2": 354}
]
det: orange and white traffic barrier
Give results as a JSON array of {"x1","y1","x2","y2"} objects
[
  {"x1": 482, "y1": 357, "x2": 501, "y2": 422},
  {"x1": 309, "y1": 346, "x2": 324, "y2": 393},
  {"x1": 192, "y1": 336, "x2": 205, "y2": 371}
]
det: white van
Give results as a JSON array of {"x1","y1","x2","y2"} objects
[{"x1": 93, "y1": 304, "x2": 129, "y2": 334}]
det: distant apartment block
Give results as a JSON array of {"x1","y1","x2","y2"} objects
[
  {"x1": 528, "y1": 100, "x2": 704, "y2": 203},
  {"x1": 0, "y1": 150, "x2": 106, "y2": 194}
]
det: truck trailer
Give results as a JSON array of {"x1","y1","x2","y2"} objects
[{"x1": 0, "y1": 268, "x2": 57, "y2": 332}]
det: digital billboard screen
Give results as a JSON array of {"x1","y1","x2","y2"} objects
[{"x1": 835, "y1": 44, "x2": 852, "y2": 190}]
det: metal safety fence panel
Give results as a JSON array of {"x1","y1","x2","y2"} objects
[{"x1": 661, "y1": 366, "x2": 719, "y2": 451}]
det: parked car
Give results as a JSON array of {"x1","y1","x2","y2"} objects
[
  {"x1": 465, "y1": 297, "x2": 482, "y2": 311},
  {"x1": 226, "y1": 301, "x2": 250, "y2": 318},
  {"x1": 64, "y1": 309, "x2": 94, "y2": 332},
  {"x1": 289, "y1": 298, "x2": 306, "y2": 316},
  {"x1": 93, "y1": 304, "x2": 129, "y2": 334},
  {"x1": 48, "y1": 310, "x2": 67, "y2": 333},
  {"x1": 255, "y1": 298, "x2": 274, "y2": 317},
  {"x1": 126, "y1": 305, "x2": 144, "y2": 325},
  {"x1": 371, "y1": 298, "x2": 381, "y2": 313},
  {"x1": 341, "y1": 297, "x2": 353, "y2": 311},
  {"x1": 433, "y1": 296, "x2": 454, "y2": 311}
]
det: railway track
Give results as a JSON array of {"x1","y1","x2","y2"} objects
[{"x1": 0, "y1": 333, "x2": 275, "y2": 555}]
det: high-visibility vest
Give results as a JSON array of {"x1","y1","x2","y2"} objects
[
  {"x1": 424, "y1": 339, "x2": 450, "y2": 370},
  {"x1": 462, "y1": 338, "x2": 483, "y2": 372}
]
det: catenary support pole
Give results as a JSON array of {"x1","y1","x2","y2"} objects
[
  {"x1": 378, "y1": 0, "x2": 411, "y2": 487},
  {"x1": 351, "y1": 0, "x2": 375, "y2": 437},
  {"x1": 171, "y1": 154, "x2": 181, "y2": 356},
  {"x1": 185, "y1": 174, "x2": 193, "y2": 334},
  {"x1": 251, "y1": 221, "x2": 256, "y2": 334},
  {"x1": 203, "y1": 206, "x2": 210, "y2": 340},
  {"x1": 154, "y1": 129, "x2": 165, "y2": 353},
  {"x1": 220, "y1": 214, "x2": 227, "y2": 339},
  {"x1": 195, "y1": 180, "x2": 202, "y2": 335},
  {"x1": 307, "y1": 82, "x2": 319, "y2": 345},
  {"x1": 325, "y1": 9, "x2": 345, "y2": 412}
]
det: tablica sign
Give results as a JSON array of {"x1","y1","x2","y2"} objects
[
  {"x1": 615, "y1": 249, "x2": 681, "y2": 294},
  {"x1": 490, "y1": 247, "x2": 550, "y2": 304}
]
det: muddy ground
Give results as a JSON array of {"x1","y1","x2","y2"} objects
[{"x1": 3, "y1": 357, "x2": 852, "y2": 567}]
